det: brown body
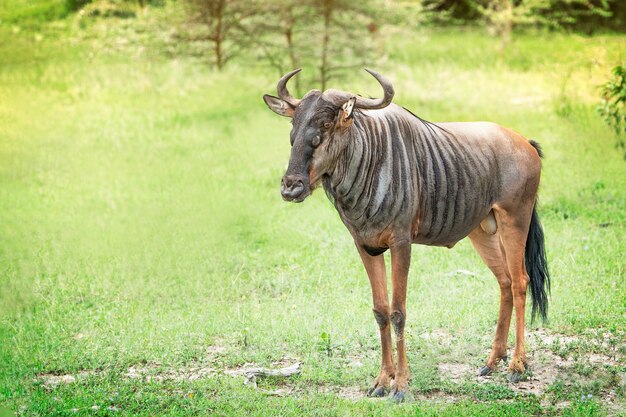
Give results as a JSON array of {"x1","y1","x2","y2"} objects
[{"x1": 263, "y1": 69, "x2": 550, "y2": 401}]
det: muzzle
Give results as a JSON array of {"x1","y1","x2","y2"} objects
[{"x1": 281, "y1": 174, "x2": 310, "y2": 202}]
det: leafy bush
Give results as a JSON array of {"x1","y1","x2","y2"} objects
[
  {"x1": 79, "y1": 0, "x2": 136, "y2": 19},
  {"x1": 66, "y1": 0, "x2": 92, "y2": 12},
  {"x1": 0, "y1": 0, "x2": 71, "y2": 24},
  {"x1": 597, "y1": 64, "x2": 626, "y2": 155}
]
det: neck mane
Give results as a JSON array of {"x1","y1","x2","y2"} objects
[{"x1": 322, "y1": 106, "x2": 440, "y2": 234}]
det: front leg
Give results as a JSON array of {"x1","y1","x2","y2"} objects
[
  {"x1": 390, "y1": 240, "x2": 411, "y2": 402},
  {"x1": 356, "y1": 245, "x2": 395, "y2": 397}
]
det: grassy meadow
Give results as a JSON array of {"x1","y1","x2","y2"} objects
[{"x1": 0, "y1": 12, "x2": 625, "y2": 416}]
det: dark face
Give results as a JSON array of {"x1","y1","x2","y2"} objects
[
  {"x1": 264, "y1": 91, "x2": 346, "y2": 203},
  {"x1": 264, "y1": 68, "x2": 392, "y2": 203}
]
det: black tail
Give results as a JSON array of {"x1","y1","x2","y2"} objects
[{"x1": 526, "y1": 203, "x2": 550, "y2": 323}]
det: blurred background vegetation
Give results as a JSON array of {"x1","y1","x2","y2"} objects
[
  {"x1": 1, "y1": 0, "x2": 624, "y2": 138},
  {"x1": 1, "y1": 0, "x2": 625, "y2": 81}
]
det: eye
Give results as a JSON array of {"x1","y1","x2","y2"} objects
[
  {"x1": 311, "y1": 135, "x2": 321, "y2": 147},
  {"x1": 323, "y1": 122, "x2": 333, "y2": 129}
]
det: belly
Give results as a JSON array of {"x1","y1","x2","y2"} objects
[{"x1": 411, "y1": 197, "x2": 494, "y2": 247}]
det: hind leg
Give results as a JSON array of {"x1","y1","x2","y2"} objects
[
  {"x1": 494, "y1": 205, "x2": 534, "y2": 382},
  {"x1": 469, "y1": 227, "x2": 512, "y2": 375}
]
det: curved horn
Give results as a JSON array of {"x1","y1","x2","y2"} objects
[
  {"x1": 354, "y1": 68, "x2": 394, "y2": 110},
  {"x1": 277, "y1": 68, "x2": 302, "y2": 107}
]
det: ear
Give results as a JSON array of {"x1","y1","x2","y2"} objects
[
  {"x1": 338, "y1": 96, "x2": 356, "y2": 128},
  {"x1": 263, "y1": 94, "x2": 295, "y2": 118}
]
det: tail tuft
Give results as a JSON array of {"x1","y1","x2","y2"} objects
[
  {"x1": 526, "y1": 203, "x2": 550, "y2": 323},
  {"x1": 529, "y1": 140, "x2": 544, "y2": 158}
]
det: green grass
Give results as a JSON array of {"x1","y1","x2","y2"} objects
[{"x1": 0, "y1": 12, "x2": 625, "y2": 417}]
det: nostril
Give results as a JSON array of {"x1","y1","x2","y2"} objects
[{"x1": 281, "y1": 176, "x2": 306, "y2": 199}]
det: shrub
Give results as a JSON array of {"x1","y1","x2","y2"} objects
[{"x1": 597, "y1": 64, "x2": 626, "y2": 156}]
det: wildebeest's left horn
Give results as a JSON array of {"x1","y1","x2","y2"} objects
[
  {"x1": 277, "y1": 68, "x2": 302, "y2": 107},
  {"x1": 354, "y1": 68, "x2": 395, "y2": 110}
]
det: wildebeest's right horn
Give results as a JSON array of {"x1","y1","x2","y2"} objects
[
  {"x1": 354, "y1": 68, "x2": 394, "y2": 110},
  {"x1": 277, "y1": 69, "x2": 302, "y2": 107}
]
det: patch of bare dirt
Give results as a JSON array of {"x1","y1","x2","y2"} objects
[
  {"x1": 438, "y1": 363, "x2": 474, "y2": 383},
  {"x1": 435, "y1": 328, "x2": 625, "y2": 405},
  {"x1": 529, "y1": 328, "x2": 579, "y2": 348},
  {"x1": 36, "y1": 371, "x2": 94, "y2": 388},
  {"x1": 37, "y1": 359, "x2": 300, "y2": 389},
  {"x1": 224, "y1": 362, "x2": 301, "y2": 387},
  {"x1": 125, "y1": 364, "x2": 218, "y2": 382},
  {"x1": 206, "y1": 344, "x2": 227, "y2": 356},
  {"x1": 271, "y1": 356, "x2": 301, "y2": 367},
  {"x1": 429, "y1": 329, "x2": 569, "y2": 395},
  {"x1": 35, "y1": 329, "x2": 624, "y2": 408},
  {"x1": 419, "y1": 329, "x2": 454, "y2": 347},
  {"x1": 530, "y1": 329, "x2": 625, "y2": 357},
  {"x1": 338, "y1": 386, "x2": 364, "y2": 400},
  {"x1": 315, "y1": 384, "x2": 366, "y2": 400}
]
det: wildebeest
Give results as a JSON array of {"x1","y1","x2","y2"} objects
[{"x1": 263, "y1": 69, "x2": 550, "y2": 402}]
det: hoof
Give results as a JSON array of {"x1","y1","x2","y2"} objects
[
  {"x1": 478, "y1": 366, "x2": 492, "y2": 376},
  {"x1": 507, "y1": 371, "x2": 522, "y2": 383},
  {"x1": 390, "y1": 390, "x2": 406, "y2": 403},
  {"x1": 368, "y1": 386, "x2": 385, "y2": 397}
]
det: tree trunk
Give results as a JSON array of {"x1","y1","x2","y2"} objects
[
  {"x1": 213, "y1": 0, "x2": 225, "y2": 70},
  {"x1": 497, "y1": 0, "x2": 513, "y2": 54},
  {"x1": 215, "y1": 34, "x2": 223, "y2": 70},
  {"x1": 284, "y1": 6, "x2": 300, "y2": 94},
  {"x1": 320, "y1": 0, "x2": 332, "y2": 91}
]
